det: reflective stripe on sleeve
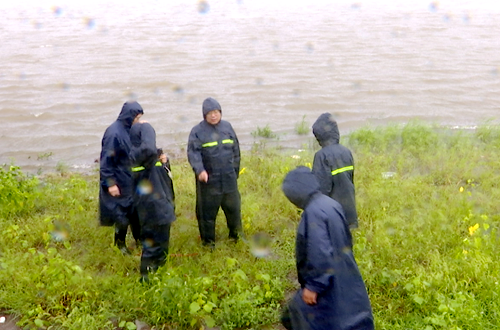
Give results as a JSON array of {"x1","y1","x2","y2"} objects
[
  {"x1": 331, "y1": 165, "x2": 354, "y2": 176},
  {"x1": 222, "y1": 139, "x2": 234, "y2": 144}
]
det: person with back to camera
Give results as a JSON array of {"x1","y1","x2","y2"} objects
[
  {"x1": 99, "y1": 101, "x2": 143, "y2": 254},
  {"x1": 187, "y1": 97, "x2": 242, "y2": 248},
  {"x1": 312, "y1": 112, "x2": 359, "y2": 230},
  {"x1": 281, "y1": 166, "x2": 374, "y2": 330},
  {"x1": 129, "y1": 120, "x2": 176, "y2": 282}
]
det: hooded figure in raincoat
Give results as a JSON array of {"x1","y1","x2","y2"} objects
[
  {"x1": 129, "y1": 122, "x2": 176, "y2": 281},
  {"x1": 281, "y1": 166, "x2": 374, "y2": 330},
  {"x1": 99, "y1": 101, "x2": 143, "y2": 253},
  {"x1": 187, "y1": 97, "x2": 242, "y2": 247},
  {"x1": 312, "y1": 112, "x2": 358, "y2": 229}
]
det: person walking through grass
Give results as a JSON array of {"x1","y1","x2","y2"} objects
[
  {"x1": 312, "y1": 112, "x2": 359, "y2": 229},
  {"x1": 281, "y1": 166, "x2": 374, "y2": 330}
]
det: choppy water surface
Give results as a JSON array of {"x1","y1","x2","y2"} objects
[{"x1": 1, "y1": 0, "x2": 499, "y2": 172}]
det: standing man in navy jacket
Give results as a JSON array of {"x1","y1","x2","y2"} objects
[
  {"x1": 312, "y1": 113, "x2": 358, "y2": 229},
  {"x1": 187, "y1": 97, "x2": 242, "y2": 247},
  {"x1": 99, "y1": 101, "x2": 143, "y2": 253},
  {"x1": 281, "y1": 166, "x2": 374, "y2": 330}
]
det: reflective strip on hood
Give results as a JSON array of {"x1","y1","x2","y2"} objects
[
  {"x1": 331, "y1": 165, "x2": 354, "y2": 176},
  {"x1": 222, "y1": 139, "x2": 233, "y2": 144}
]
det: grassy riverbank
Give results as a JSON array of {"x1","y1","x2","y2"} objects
[{"x1": 2, "y1": 122, "x2": 500, "y2": 329}]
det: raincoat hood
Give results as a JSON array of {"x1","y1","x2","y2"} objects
[
  {"x1": 282, "y1": 166, "x2": 320, "y2": 209},
  {"x1": 312, "y1": 112, "x2": 340, "y2": 147},
  {"x1": 202, "y1": 97, "x2": 222, "y2": 119},
  {"x1": 117, "y1": 101, "x2": 144, "y2": 129},
  {"x1": 129, "y1": 122, "x2": 155, "y2": 148}
]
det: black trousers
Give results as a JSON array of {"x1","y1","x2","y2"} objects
[
  {"x1": 196, "y1": 188, "x2": 242, "y2": 245},
  {"x1": 114, "y1": 205, "x2": 141, "y2": 247},
  {"x1": 140, "y1": 223, "x2": 171, "y2": 276}
]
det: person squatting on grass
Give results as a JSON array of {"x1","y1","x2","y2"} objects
[
  {"x1": 129, "y1": 121, "x2": 176, "y2": 282},
  {"x1": 99, "y1": 101, "x2": 143, "y2": 254},
  {"x1": 187, "y1": 97, "x2": 242, "y2": 248},
  {"x1": 281, "y1": 166, "x2": 374, "y2": 330},
  {"x1": 312, "y1": 112, "x2": 359, "y2": 230}
]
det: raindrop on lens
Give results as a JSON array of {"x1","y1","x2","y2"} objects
[
  {"x1": 125, "y1": 91, "x2": 138, "y2": 100},
  {"x1": 32, "y1": 20, "x2": 42, "y2": 29},
  {"x1": 172, "y1": 85, "x2": 184, "y2": 94},
  {"x1": 250, "y1": 232, "x2": 272, "y2": 258},
  {"x1": 305, "y1": 42, "x2": 314, "y2": 53},
  {"x1": 462, "y1": 13, "x2": 471, "y2": 23},
  {"x1": 342, "y1": 246, "x2": 352, "y2": 254},
  {"x1": 52, "y1": 6, "x2": 62, "y2": 16},
  {"x1": 144, "y1": 238, "x2": 154, "y2": 248},
  {"x1": 198, "y1": 0, "x2": 210, "y2": 14},
  {"x1": 84, "y1": 17, "x2": 95, "y2": 29},
  {"x1": 105, "y1": 178, "x2": 115, "y2": 187},
  {"x1": 60, "y1": 82, "x2": 70, "y2": 91},
  {"x1": 429, "y1": 1, "x2": 438, "y2": 12},
  {"x1": 137, "y1": 179, "x2": 153, "y2": 195}
]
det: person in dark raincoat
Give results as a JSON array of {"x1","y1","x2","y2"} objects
[
  {"x1": 99, "y1": 101, "x2": 144, "y2": 253},
  {"x1": 187, "y1": 97, "x2": 242, "y2": 247},
  {"x1": 312, "y1": 112, "x2": 358, "y2": 229},
  {"x1": 129, "y1": 121, "x2": 176, "y2": 281},
  {"x1": 281, "y1": 166, "x2": 374, "y2": 330}
]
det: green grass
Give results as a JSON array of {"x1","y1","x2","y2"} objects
[{"x1": 2, "y1": 121, "x2": 500, "y2": 329}]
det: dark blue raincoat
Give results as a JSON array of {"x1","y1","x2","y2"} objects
[
  {"x1": 282, "y1": 166, "x2": 374, "y2": 330},
  {"x1": 130, "y1": 122, "x2": 175, "y2": 277},
  {"x1": 187, "y1": 97, "x2": 240, "y2": 195},
  {"x1": 187, "y1": 97, "x2": 242, "y2": 244},
  {"x1": 312, "y1": 113, "x2": 358, "y2": 229},
  {"x1": 129, "y1": 122, "x2": 175, "y2": 227},
  {"x1": 99, "y1": 101, "x2": 143, "y2": 226}
]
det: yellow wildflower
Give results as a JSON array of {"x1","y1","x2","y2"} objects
[
  {"x1": 468, "y1": 223, "x2": 479, "y2": 236},
  {"x1": 459, "y1": 187, "x2": 464, "y2": 193},
  {"x1": 305, "y1": 162, "x2": 312, "y2": 169}
]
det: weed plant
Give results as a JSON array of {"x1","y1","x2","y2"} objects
[
  {"x1": 294, "y1": 116, "x2": 308, "y2": 135},
  {"x1": 251, "y1": 125, "x2": 277, "y2": 139},
  {"x1": 2, "y1": 121, "x2": 500, "y2": 329}
]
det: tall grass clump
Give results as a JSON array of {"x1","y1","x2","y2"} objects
[
  {"x1": 294, "y1": 115, "x2": 309, "y2": 135},
  {"x1": 475, "y1": 121, "x2": 500, "y2": 149},
  {"x1": 251, "y1": 125, "x2": 278, "y2": 139},
  {"x1": 2, "y1": 122, "x2": 500, "y2": 329}
]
